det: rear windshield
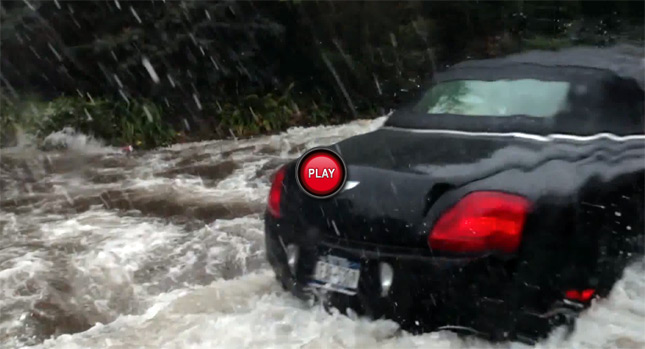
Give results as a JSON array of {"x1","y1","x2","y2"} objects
[{"x1": 413, "y1": 79, "x2": 572, "y2": 118}]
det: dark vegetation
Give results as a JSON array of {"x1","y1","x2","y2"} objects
[{"x1": 1, "y1": 1, "x2": 643, "y2": 149}]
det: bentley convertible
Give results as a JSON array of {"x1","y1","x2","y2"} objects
[{"x1": 264, "y1": 45, "x2": 645, "y2": 344}]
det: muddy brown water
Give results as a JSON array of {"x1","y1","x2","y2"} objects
[{"x1": 0, "y1": 118, "x2": 643, "y2": 349}]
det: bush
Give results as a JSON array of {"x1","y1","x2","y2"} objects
[
  {"x1": 1, "y1": 86, "x2": 338, "y2": 149},
  {"x1": 0, "y1": 94, "x2": 51, "y2": 147},
  {"x1": 28, "y1": 96, "x2": 175, "y2": 149},
  {"x1": 214, "y1": 83, "x2": 334, "y2": 138},
  {"x1": 522, "y1": 36, "x2": 574, "y2": 50}
]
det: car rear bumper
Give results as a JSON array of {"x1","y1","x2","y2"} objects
[{"x1": 264, "y1": 215, "x2": 584, "y2": 343}]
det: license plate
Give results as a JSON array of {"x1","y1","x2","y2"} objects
[{"x1": 308, "y1": 255, "x2": 361, "y2": 295}]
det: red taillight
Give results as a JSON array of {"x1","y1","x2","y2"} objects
[
  {"x1": 565, "y1": 289, "x2": 595, "y2": 302},
  {"x1": 267, "y1": 167, "x2": 286, "y2": 218},
  {"x1": 428, "y1": 191, "x2": 531, "y2": 254}
]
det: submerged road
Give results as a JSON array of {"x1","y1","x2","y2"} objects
[{"x1": 1, "y1": 117, "x2": 643, "y2": 348}]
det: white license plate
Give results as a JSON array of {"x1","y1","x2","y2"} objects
[{"x1": 308, "y1": 255, "x2": 361, "y2": 295}]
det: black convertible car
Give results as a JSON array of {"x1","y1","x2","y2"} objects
[{"x1": 264, "y1": 45, "x2": 645, "y2": 343}]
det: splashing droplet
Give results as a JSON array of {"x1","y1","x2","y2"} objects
[
  {"x1": 130, "y1": 6, "x2": 142, "y2": 23},
  {"x1": 193, "y1": 94, "x2": 202, "y2": 110},
  {"x1": 143, "y1": 106, "x2": 153, "y2": 123},
  {"x1": 142, "y1": 57, "x2": 160, "y2": 83}
]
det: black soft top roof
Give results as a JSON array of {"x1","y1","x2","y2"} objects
[
  {"x1": 441, "y1": 44, "x2": 645, "y2": 89},
  {"x1": 385, "y1": 45, "x2": 645, "y2": 135}
]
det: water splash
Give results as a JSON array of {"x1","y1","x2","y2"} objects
[{"x1": 2, "y1": 116, "x2": 641, "y2": 349}]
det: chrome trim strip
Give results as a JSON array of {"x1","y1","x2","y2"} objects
[
  {"x1": 341, "y1": 180, "x2": 360, "y2": 192},
  {"x1": 380, "y1": 126, "x2": 645, "y2": 143}
]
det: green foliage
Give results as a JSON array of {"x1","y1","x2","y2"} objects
[
  {"x1": 0, "y1": 98, "x2": 19, "y2": 135},
  {"x1": 1, "y1": 0, "x2": 642, "y2": 149},
  {"x1": 0, "y1": 93, "x2": 52, "y2": 146},
  {"x1": 0, "y1": 100, "x2": 19, "y2": 147},
  {"x1": 36, "y1": 96, "x2": 175, "y2": 149},
  {"x1": 215, "y1": 83, "x2": 333, "y2": 138},
  {"x1": 522, "y1": 36, "x2": 574, "y2": 51}
]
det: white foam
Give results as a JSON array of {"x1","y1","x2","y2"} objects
[
  {"x1": 34, "y1": 261, "x2": 645, "y2": 349},
  {"x1": 40, "y1": 127, "x2": 117, "y2": 154}
]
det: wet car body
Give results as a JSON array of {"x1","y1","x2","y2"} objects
[{"x1": 264, "y1": 45, "x2": 645, "y2": 343}]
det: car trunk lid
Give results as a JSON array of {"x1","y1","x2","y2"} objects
[{"x1": 294, "y1": 127, "x2": 521, "y2": 248}]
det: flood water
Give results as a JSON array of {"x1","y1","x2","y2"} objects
[{"x1": 1, "y1": 117, "x2": 643, "y2": 349}]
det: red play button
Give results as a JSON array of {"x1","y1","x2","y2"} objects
[{"x1": 296, "y1": 148, "x2": 347, "y2": 198}]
